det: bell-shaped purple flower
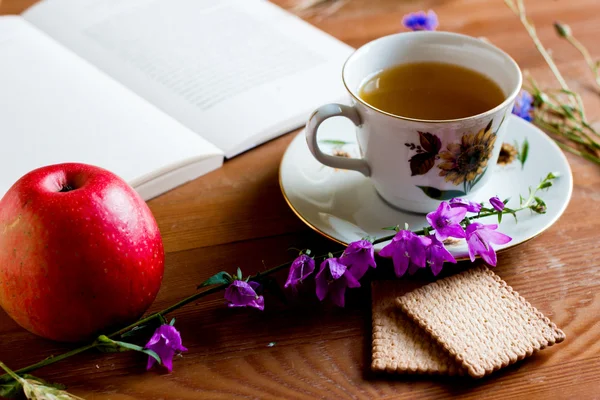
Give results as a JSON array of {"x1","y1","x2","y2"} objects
[
  {"x1": 340, "y1": 240, "x2": 376, "y2": 280},
  {"x1": 512, "y1": 90, "x2": 534, "y2": 122},
  {"x1": 489, "y1": 196, "x2": 505, "y2": 212},
  {"x1": 379, "y1": 230, "x2": 432, "y2": 277},
  {"x1": 402, "y1": 10, "x2": 438, "y2": 31},
  {"x1": 449, "y1": 198, "x2": 482, "y2": 213},
  {"x1": 145, "y1": 325, "x2": 188, "y2": 372},
  {"x1": 426, "y1": 235, "x2": 456, "y2": 276},
  {"x1": 426, "y1": 201, "x2": 467, "y2": 241},
  {"x1": 284, "y1": 254, "x2": 315, "y2": 290},
  {"x1": 466, "y1": 222, "x2": 512, "y2": 266},
  {"x1": 315, "y1": 257, "x2": 361, "y2": 307},
  {"x1": 224, "y1": 280, "x2": 264, "y2": 310}
]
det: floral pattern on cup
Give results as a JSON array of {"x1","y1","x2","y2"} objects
[{"x1": 406, "y1": 119, "x2": 503, "y2": 200}]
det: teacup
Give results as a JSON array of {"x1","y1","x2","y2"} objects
[{"x1": 305, "y1": 31, "x2": 522, "y2": 213}]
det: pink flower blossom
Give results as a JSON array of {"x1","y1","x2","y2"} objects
[
  {"x1": 449, "y1": 198, "x2": 482, "y2": 213},
  {"x1": 340, "y1": 240, "x2": 376, "y2": 280},
  {"x1": 489, "y1": 196, "x2": 505, "y2": 212},
  {"x1": 466, "y1": 223, "x2": 512, "y2": 266},
  {"x1": 426, "y1": 235, "x2": 456, "y2": 276},
  {"x1": 145, "y1": 325, "x2": 188, "y2": 372},
  {"x1": 224, "y1": 280, "x2": 264, "y2": 310},
  {"x1": 379, "y1": 230, "x2": 431, "y2": 277},
  {"x1": 426, "y1": 201, "x2": 467, "y2": 241},
  {"x1": 315, "y1": 257, "x2": 360, "y2": 307},
  {"x1": 284, "y1": 254, "x2": 315, "y2": 290}
]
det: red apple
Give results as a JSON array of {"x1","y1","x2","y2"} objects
[{"x1": 0, "y1": 163, "x2": 164, "y2": 342}]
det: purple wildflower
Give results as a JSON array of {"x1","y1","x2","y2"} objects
[
  {"x1": 512, "y1": 90, "x2": 534, "y2": 122},
  {"x1": 402, "y1": 10, "x2": 439, "y2": 31},
  {"x1": 284, "y1": 254, "x2": 315, "y2": 290},
  {"x1": 145, "y1": 325, "x2": 188, "y2": 372},
  {"x1": 340, "y1": 240, "x2": 376, "y2": 280},
  {"x1": 466, "y1": 222, "x2": 512, "y2": 266},
  {"x1": 449, "y1": 198, "x2": 482, "y2": 213},
  {"x1": 426, "y1": 201, "x2": 467, "y2": 241},
  {"x1": 379, "y1": 230, "x2": 432, "y2": 277},
  {"x1": 224, "y1": 280, "x2": 264, "y2": 310},
  {"x1": 315, "y1": 257, "x2": 361, "y2": 307},
  {"x1": 426, "y1": 235, "x2": 456, "y2": 276},
  {"x1": 489, "y1": 196, "x2": 505, "y2": 212}
]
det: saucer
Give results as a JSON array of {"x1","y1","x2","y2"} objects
[{"x1": 279, "y1": 115, "x2": 573, "y2": 259}]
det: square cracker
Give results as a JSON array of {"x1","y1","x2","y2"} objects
[
  {"x1": 396, "y1": 266, "x2": 566, "y2": 378},
  {"x1": 371, "y1": 280, "x2": 463, "y2": 375}
]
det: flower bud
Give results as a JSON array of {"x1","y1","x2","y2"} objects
[{"x1": 554, "y1": 21, "x2": 572, "y2": 38}]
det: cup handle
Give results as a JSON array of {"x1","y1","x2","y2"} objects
[{"x1": 305, "y1": 104, "x2": 371, "y2": 177}]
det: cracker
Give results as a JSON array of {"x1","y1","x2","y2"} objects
[
  {"x1": 396, "y1": 266, "x2": 566, "y2": 378},
  {"x1": 371, "y1": 280, "x2": 463, "y2": 375}
]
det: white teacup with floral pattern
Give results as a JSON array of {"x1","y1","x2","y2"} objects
[{"x1": 305, "y1": 31, "x2": 522, "y2": 214}]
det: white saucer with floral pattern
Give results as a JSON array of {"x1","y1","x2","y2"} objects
[{"x1": 279, "y1": 115, "x2": 572, "y2": 259}]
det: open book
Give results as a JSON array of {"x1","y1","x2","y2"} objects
[{"x1": 0, "y1": 0, "x2": 353, "y2": 200}]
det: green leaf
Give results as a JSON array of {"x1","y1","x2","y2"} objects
[
  {"x1": 96, "y1": 336, "x2": 162, "y2": 365},
  {"x1": 382, "y1": 225, "x2": 399, "y2": 232},
  {"x1": 0, "y1": 379, "x2": 21, "y2": 399},
  {"x1": 121, "y1": 324, "x2": 151, "y2": 339},
  {"x1": 111, "y1": 340, "x2": 144, "y2": 352},
  {"x1": 497, "y1": 212, "x2": 503, "y2": 223},
  {"x1": 96, "y1": 336, "x2": 128, "y2": 353},
  {"x1": 97, "y1": 335, "x2": 139, "y2": 353},
  {"x1": 237, "y1": 267, "x2": 243, "y2": 280},
  {"x1": 197, "y1": 271, "x2": 232, "y2": 288},
  {"x1": 112, "y1": 340, "x2": 161, "y2": 364},
  {"x1": 539, "y1": 181, "x2": 552, "y2": 190},
  {"x1": 319, "y1": 139, "x2": 351, "y2": 146},
  {"x1": 417, "y1": 186, "x2": 467, "y2": 200},
  {"x1": 142, "y1": 349, "x2": 162, "y2": 365},
  {"x1": 158, "y1": 314, "x2": 168, "y2": 325},
  {"x1": 511, "y1": 212, "x2": 518, "y2": 223},
  {"x1": 0, "y1": 364, "x2": 66, "y2": 399},
  {"x1": 169, "y1": 318, "x2": 176, "y2": 326},
  {"x1": 519, "y1": 139, "x2": 529, "y2": 169}
]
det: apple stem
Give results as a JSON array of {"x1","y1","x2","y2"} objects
[{"x1": 59, "y1": 184, "x2": 75, "y2": 192}]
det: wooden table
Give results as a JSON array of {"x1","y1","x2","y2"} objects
[{"x1": 1, "y1": 0, "x2": 599, "y2": 398}]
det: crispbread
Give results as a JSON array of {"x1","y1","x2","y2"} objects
[
  {"x1": 396, "y1": 266, "x2": 566, "y2": 378},
  {"x1": 371, "y1": 280, "x2": 463, "y2": 375}
]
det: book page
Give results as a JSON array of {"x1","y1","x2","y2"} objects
[
  {"x1": 0, "y1": 16, "x2": 223, "y2": 199},
  {"x1": 23, "y1": 0, "x2": 354, "y2": 157}
]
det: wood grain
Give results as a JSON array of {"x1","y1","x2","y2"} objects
[{"x1": 1, "y1": 0, "x2": 600, "y2": 398}]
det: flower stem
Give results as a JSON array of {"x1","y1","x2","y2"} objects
[
  {"x1": 504, "y1": 0, "x2": 570, "y2": 91},
  {"x1": 0, "y1": 174, "x2": 556, "y2": 381},
  {"x1": 0, "y1": 361, "x2": 22, "y2": 383},
  {"x1": 563, "y1": 34, "x2": 600, "y2": 89},
  {"x1": 5, "y1": 343, "x2": 98, "y2": 377},
  {"x1": 0, "y1": 262, "x2": 296, "y2": 379},
  {"x1": 556, "y1": 141, "x2": 600, "y2": 164}
]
